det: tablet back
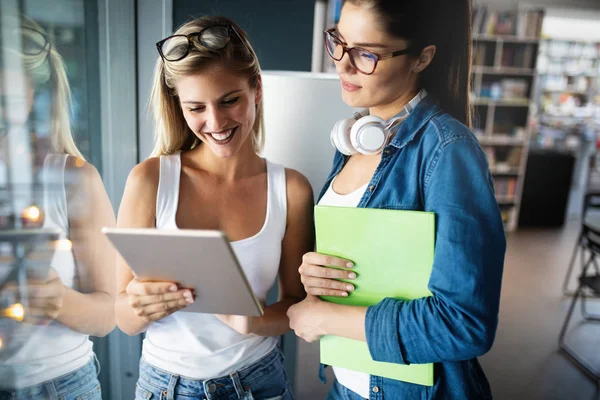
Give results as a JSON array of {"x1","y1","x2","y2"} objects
[{"x1": 103, "y1": 228, "x2": 263, "y2": 316}]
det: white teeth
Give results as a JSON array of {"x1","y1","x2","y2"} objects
[{"x1": 209, "y1": 128, "x2": 234, "y2": 141}]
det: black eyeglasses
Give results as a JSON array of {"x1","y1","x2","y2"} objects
[
  {"x1": 323, "y1": 28, "x2": 411, "y2": 75},
  {"x1": 156, "y1": 24, "x2": 248, "y2": 62}
]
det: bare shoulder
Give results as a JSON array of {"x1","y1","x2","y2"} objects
[
  {"x1": 116, "y1": 157, "x2": 162, "y2": 224},
  {"x1": 65, "y1": 156, "x2": 101, "y2": 183},
  {"x1": 64, "y1": 156, "x2": 106, "y2": 201},
  {"x1": 64, "y1": 156, "x2": 114, "y2": 224},
  {"x1": 284, "y1": 168, "x2": 314, "y2": 209},
  {"x1": 124, "y1": 157, "x2": 161, "y2": 194},
  {"x1": 281, "y1": 168, "x2": 314, "y2": 248}
]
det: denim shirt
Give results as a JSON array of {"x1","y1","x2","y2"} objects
[{"x1": 318, "y1": 97, "x2": 506, "y2": 399}]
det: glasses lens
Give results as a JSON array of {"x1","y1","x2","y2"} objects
[
  {"x1": 198, "y1": 26, "x2": 231, "y2": 50},
  {"x1": 348, "y1": 48, "x2": 377, "y2": 74},
  {"x1": 160, "y1": 36, "x2": 190, "y2": 61},
  {"x1": 324, "y1": 32, "x2": 344, "y2": 60}
]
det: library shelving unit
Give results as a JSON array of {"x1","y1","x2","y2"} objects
[
  {"x1": 471, "y1": 6, "x2": 544, "y2": 231},
  {"x1": 532, "y1": 38, "x2": 600, "y2": 150}
]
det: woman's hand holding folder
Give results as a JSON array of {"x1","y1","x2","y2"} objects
[{"x1": 298, "y1": 252, "x2": 357, "y2": 297}]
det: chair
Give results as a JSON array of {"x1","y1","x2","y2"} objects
[
  {"x1": 563, "y1": 192, "x2": 600, "y2": 296},
  {"x1": 558, "y1": 204, "x2": 600, "y2": 384}
]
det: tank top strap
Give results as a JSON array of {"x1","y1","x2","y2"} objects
[
  {"x1": 156, "y1": 152, "x2": 181, "y2": 229},
  {"x1": 42, "y1": 153, "x2": 69, "y2": 235},
  {"x1": 265, "y1": 160, "x2": 287, "y2": 241}
]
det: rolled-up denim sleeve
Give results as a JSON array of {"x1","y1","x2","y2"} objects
[{"x1": 365, "y1": 135, "x2": 506, "y2": 365}]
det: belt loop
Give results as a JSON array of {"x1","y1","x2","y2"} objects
[
  {"x1": 230, "y1": 371, "x2": 246, "y2": 399},
  {"x1": 203, "y1": 379, "x2": 216, "y2": 400},
  {"x1": 166, "y1": 374, "x2": 179, "y2": 400},
  {"x1": 93, "y1": 353, "x2": 101, "y2": 377},
  {"x1": 45, "y1": 380, "x2": 58, "y2": 399}
]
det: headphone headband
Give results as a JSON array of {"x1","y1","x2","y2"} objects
[{"x1": 331, "y1": 89, "x2": 428, "y2": 156}]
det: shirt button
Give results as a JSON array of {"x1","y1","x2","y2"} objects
[
  {"x1": 372, "y1": 386, "x2": 380, "y2": 393},
  {"x1": 369, "y1": 185, "x2": 375, "y2": 192},
  {"x1": 383, "y1": 149, "x2": 390, "y2": 155}
]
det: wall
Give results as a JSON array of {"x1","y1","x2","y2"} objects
[
  {"x1": 542, "y1": 7, "x2": 600, "y2": 41},
  {"x1": 476, "y1": 0, "x2": 600, "y2": 10},
  {"x1": 173, "y1": 0, "x2": 315, "y2": 71},
  {"x1": 260, "y1": 71, "x2": 355, "y2": 399}
]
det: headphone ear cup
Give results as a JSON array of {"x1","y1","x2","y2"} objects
[
  {"x1": 330, "y1": 118, "x2": 357, "y2": 156},
  {"x1": 350, "y1": 115, "x2": 388, "y2": 155}
]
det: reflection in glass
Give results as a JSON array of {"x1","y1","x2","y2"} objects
[{"x1": 0, "y1": 12, "x2": 115, "y2": 400}]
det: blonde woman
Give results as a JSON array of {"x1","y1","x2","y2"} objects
[
  {"x1": 0, "y1": 16, "x2": 116, "y2": 400},
  {"x1": 115, "y1": 16, "x2": 312, "y2": 400}
]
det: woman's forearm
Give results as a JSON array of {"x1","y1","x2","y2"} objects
[
  {"x1": 114, "y1": 293, "x2": 152, "y2": 336},
  {"x1": 57, "y1": 288, "x2": 115, "y2": 337},
  {"x1": 320, "y1": 302, "x2": 368, "y2": 342},
  {"x1": 251, "y1": 296, "x2": 303, "y2": 337}
]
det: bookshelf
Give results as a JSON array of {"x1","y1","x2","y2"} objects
[
  {"x1": 532, "y1": 37, "x2": 600, "y2": 151},
  {"x1": 471, "y1": 6, "x2": 544, "y2": 231}
]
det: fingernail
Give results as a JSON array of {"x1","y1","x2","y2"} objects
[
  {"x1": 346, "y1": 285, "x2": 354, "y2": 291},
  {"x1": 183, "y1": 291, "x2": 192, "y2": 299},
  {"x1": 346, "y1": 262, "x2": 354, "y2": 269},
  {"x1": 341, "y1": 292, "x2": 348, "y2": 297},
  {"x1": 186, "y1": 297, "x2": 194, "y2": 304},
  {"x1": 169, "y1": 285, "x2": 177, "y2": 292},
  {"x1": 348, "y1": 272, "x2": 357, "y2": 280}
]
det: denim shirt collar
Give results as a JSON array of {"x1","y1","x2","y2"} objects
[
  {"x1": 317, "y1": 96, "x2": 443, "y2": 203},
  {"x1": 387, "y1": 96, "x2": 441, "y2": 150}
]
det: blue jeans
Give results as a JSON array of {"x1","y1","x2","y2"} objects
[
  {"x1": 136, "y1": 348, "x2": 293, "y2": 400},
  {"x1": 0, "y1": 358, "x2": 101, "y2": 400},
  {"x1": 326, "y1": 380, "x2": 367, "y2": 400}
]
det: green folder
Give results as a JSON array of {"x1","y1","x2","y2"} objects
[{"x1": 315, "y1": 205, "x2": 435, "y2": 387}]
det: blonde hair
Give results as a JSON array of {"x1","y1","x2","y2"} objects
[
  {"x1": 149, "y1": 16, "x2": 264, "y2": 158},
  {"x1": 5, "y1": 17, "x2": 84, "y2": 159}
]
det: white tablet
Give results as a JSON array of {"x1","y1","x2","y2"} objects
[{"x1": 102, "y1": 227, "x2": 263, "y2": 316}]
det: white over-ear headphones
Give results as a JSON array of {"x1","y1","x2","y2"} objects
[{"x1": 330, "y1": 89, "x2": 428, "y2": 155}]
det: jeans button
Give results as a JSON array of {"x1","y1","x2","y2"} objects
[
  {"x1": 208, "y1": 383, "x2": 217, "y2": 393},
  {"x1": 372, "y1": 386, "x2": 380, "y2": 393}
]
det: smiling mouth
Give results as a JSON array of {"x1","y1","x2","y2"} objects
[{"x1": 204, "y1": 126, "x2": 238, "y2": 144}]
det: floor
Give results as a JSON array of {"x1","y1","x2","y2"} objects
[
  {"x1": 482, "y1": 222, "x2": 600, "y2": 400},
  {"x1": 293, "y1": 180, "x2": 600, "y2": 399}
]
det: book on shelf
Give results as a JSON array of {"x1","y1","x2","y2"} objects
[
  {"x1": 483, "y1": 146, "x2": 523, "y2": 171},
  {"x1": 478, "y1": 78, "x2": 529, "y2": 101},
  {"x1": 541, "y1": 40, "x2": 599, "y2": 59},
  {"x1": 494, "y1": 177, "x2": 518, "y2": 197},
  {"x1": 472, "y1": 6, "x2": 544, "y2": 38},
  {"x1": 502, "y1": 46, "x2": 535, "y2": 69},
  {"x1": 484, "y1": 147, "x2": 496, "y2": 168},
  {"x1": 541, "y1": 75, "x2": 592, "y2": 92},
  {"x1": 521, "y1": 9, "x2": 544, "y2": 38},
  {"x1": 473, "y1": 45, "x2": 488, "y2": 66},
  {"x1": 499, "y1": 208, "x2": 512, "y2": 224}
]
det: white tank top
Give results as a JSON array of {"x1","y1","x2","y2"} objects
[
  {"x1": 0, "y1": 154, "x2": 93, "y2": 389},
  {"x1": 142, "y1": 152, "x2": 287, "y2": 379},
  {"x1": 319, "y1": 176, "x2": 371, "y2": 399}
]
